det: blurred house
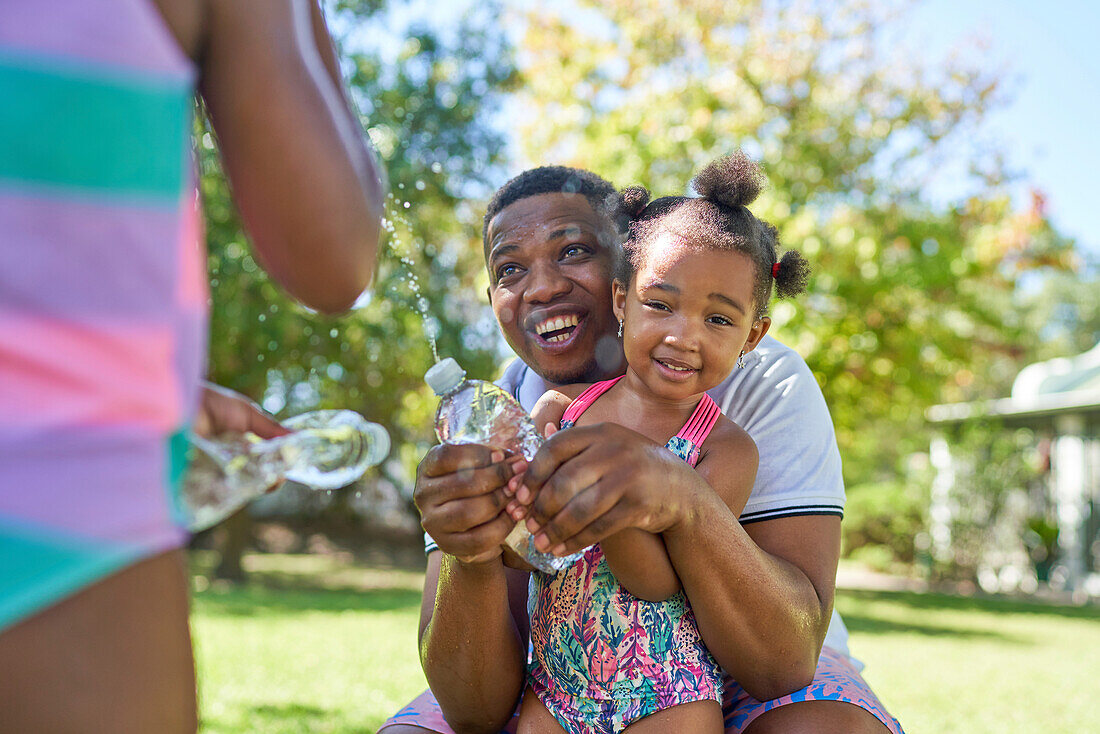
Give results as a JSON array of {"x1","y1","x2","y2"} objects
[{"x1": 928, "y1": 342, "x2": 1100, "y2": 597}]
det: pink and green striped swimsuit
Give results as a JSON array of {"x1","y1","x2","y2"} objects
[
  {"x1": 0, "y1": 0, "x2": 206, "y2": 630},
  {"x1": 527, "y1": 377, "x2": 725, "y2": 734}
]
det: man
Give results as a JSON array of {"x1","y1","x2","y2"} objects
[
  {"x1": 380, "y1": 168, "x2": 901, "y2": 733},
  {"x1": 0, "y1": 1, "x2": 383, "y2": 730}
]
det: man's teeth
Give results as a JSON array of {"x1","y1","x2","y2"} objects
[{"x1": 535, "y1": 314, "x2": 580, "y2": 339}]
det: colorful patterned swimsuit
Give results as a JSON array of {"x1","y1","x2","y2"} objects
[{"x1": 526, "y1": 377, "x2": 724, "y2": 734}]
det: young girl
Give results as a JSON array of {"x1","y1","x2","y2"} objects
[{"x1": 511, "y1": 152, "x2": 810, "y2": 734}]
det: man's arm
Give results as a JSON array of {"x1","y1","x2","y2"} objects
[
  {"x1": 417, "y1": 551, "x2": 530, "y2": 734},
  {"x1": 413, "y1": 444, "x2": 530, "y2": 733},
  {"x1": 665, "y1": 496, "x2": 839, "y2": 699},
  {"x1": 517, "y1": 424, "x2": 836, "y2": 701}
]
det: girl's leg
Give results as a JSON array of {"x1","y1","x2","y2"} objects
[
  {"x1": 624, "y1": 699, "x2": 724, "y2": 734},
  {"x1": 517, "y1": 685, "x2": 569, "y2": 734},
  {"x1": 0, "y1": 549, "x2": 197, "y2": 733}
]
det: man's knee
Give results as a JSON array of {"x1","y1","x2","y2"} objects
[{"x1": 743, "y1": 700, "x2": 890, "y2": 734}]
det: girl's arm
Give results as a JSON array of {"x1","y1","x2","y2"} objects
[
  {"x1": 692, "y1": 418, "x2": 759, "y2": 519},
  {"x1": 529, "y1": 387, "x2": 578, "y2": 439},
  {"x1": 601, "y1": 417, "x2": 757, "y2": 602},
  {"x1": 599, "y1": 529, "x2": 680, "y2": 602}
]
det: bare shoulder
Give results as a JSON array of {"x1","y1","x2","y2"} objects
[
  {"x1": 701, "y1": 415, "x2": 758, "y2": 463},
  {"x1": 694, "y1": 415, "x2": 758, "y2": 514},
  {"x1": 533, "y1": 383, "x2": 590, "y2": 412},
  {"x1": 531, "y1": 383, "x2": 591, "y2": 433},
  {"x1": 549, "y1": 382, "x2": 591, "y2": 403}
]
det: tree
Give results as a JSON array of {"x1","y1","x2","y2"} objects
[
  {"x1": 514, "y1": 0, "x2": 1079, "y2": 487},
  {"x1": 197, "y1": 0, "x2": 515, "y2": 577}
]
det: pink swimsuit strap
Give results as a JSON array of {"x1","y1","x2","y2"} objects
[
  {"x1": 674, "y1": 392, "x2": 722, "y2": 446},
  {"x1": 560, "y1": 376, "x2": 624, "y2": 424},
  {"x1": 561, "y1": 376, "x2": 722, "y2": 450}
]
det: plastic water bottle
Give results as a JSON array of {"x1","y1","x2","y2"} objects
[
  {"x1": 181, "y1": 409, "x2": 390, "y2": 532},
  {"x1": 425, "y1": 358, "x2": 582, "y2": 574}
]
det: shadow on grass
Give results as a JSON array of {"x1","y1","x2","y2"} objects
[
  {"x1": 202, "y1": 702, "x2": 375, "y2": 734},
  {"x1": 838, "y1": 610, "x2": 1018, "y2": 641},
  {"x1": 194, "y1": 583, "x2": 421, "y2": 617},
  {"x1": 838, "y1": 588, "x2": 1100, "y2": 620}
]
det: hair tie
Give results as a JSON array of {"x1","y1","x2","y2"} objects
[{"x1": 771, "y1": 262, "x2": 780, "y2": 279}]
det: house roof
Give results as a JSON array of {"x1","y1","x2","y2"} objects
[{"x1": 928, "y1": 342, "x2": 1100, "y2": 427}]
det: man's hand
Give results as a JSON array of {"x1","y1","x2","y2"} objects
[
  {"x1": 414, "y1": 443, "x2": 527, "y2": 565},
  {"x1": 511, "y1": 423, "x2": 707, "y2": 556},
  {"x1": 193, "y1": 383, "x2": 287, "y2": 440}
]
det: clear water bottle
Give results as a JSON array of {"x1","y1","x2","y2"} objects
[
  {"x1": 181, "y1": 409, "x2": 390, "y2": 532},
  {"x1": 425, "y1": 358, "x2": 581, "y2": 574}
]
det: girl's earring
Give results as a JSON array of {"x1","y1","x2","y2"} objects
[
  {"x1": 617, "y1": 320, "x2": 623, "y2": 338},
  {"x1": 737, "y1": 351, "x2": 745, "y2": 369}
]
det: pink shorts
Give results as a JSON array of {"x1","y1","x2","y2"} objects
[{"x1": 378, "y1": 647, "x2": 904, "y2": 733}]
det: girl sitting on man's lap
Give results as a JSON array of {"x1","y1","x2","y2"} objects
[{"x1": 509, "y1": 152, "x2": 810, "y2": 734}]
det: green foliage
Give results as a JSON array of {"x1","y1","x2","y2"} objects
[
  {"x1": 933, "y1": 422, "x2": 1043, "y2": 581},
  {"x1": 514, "y1": 0, "x2": 1081, "y2": 487},
  {"x1": 842, "y1": 480, "x2": 928, "y2": 570},
  {"x1": 1017, "y1": 260, "x2": 1100, "y2": 361},
  {"x1": 198, "y1": 0, "x2": 516, "y2": 500}
]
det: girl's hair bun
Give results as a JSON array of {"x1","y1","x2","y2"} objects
[
  {"x1": 691, "y1": 151, "x2": 764, "y2": 209},
  {"x1": 619, "y1": 186, "x2": 651, "y2": 217},
  {"x1": 774, "y1": 249, "x2": 811, "y2": 299}
]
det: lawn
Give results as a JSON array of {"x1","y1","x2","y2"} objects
[{"x1": 191, "y1": 553, "x2": 1100, "y2": 733}]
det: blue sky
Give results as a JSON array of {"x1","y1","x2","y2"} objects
[
  {"x1": 905, "y1": 0, "x2": 1100, "y2": 259},
  {"x1": 356, "y1": 1, "x2": 1099, "y2": 259}
]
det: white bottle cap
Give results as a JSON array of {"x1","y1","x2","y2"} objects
[{"x1": 425, "y1": 357, "x2": 466, "y2": 395}]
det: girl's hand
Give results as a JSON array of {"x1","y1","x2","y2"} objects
[
  {"x1": 193, "y1": 383, "x2": 288, "y2": 440},
  {"x1": 194, "y1": 383, "x2": 290, "y2": 494},
  {"x1": 504, "y1": 422, "x2": 557, "y2": 522}
]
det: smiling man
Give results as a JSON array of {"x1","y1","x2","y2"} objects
[
  {"x1": 379, "y1": 167, "x2": 903, "y2": 734},
  {"x1": 483, "y1": 172, "x2": 625, "y2": 386}
]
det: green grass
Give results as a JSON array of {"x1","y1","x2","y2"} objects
[
  {"x1": 191, "y1": 553, "x2": 1100, "y2": 733},
  {"x1": 837, "y1": 589, "x2": 1100, "y2": 733},
  {"x1": 191, "y1": 553, "x2": 427, "y2": 733}
]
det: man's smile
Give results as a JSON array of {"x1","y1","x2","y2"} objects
[{"x1": 532, "y1": 313, "x2": 581, "y2": 343}]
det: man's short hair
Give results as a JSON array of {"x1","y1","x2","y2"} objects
[{"x1": 482, "y1": 166, "x2": 620, "y2": 250}]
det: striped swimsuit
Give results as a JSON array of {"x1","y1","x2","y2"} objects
[
  {"x1": 0, "y1": 0, "x2": 205, "y2": 630},
  {"x1": 527, "y1": 377, "x2": 725, "y2": 734}
]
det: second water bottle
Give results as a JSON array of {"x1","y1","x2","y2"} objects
[{"x1": 425, "y1": 358, "x2": 582, "y2": 574}]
